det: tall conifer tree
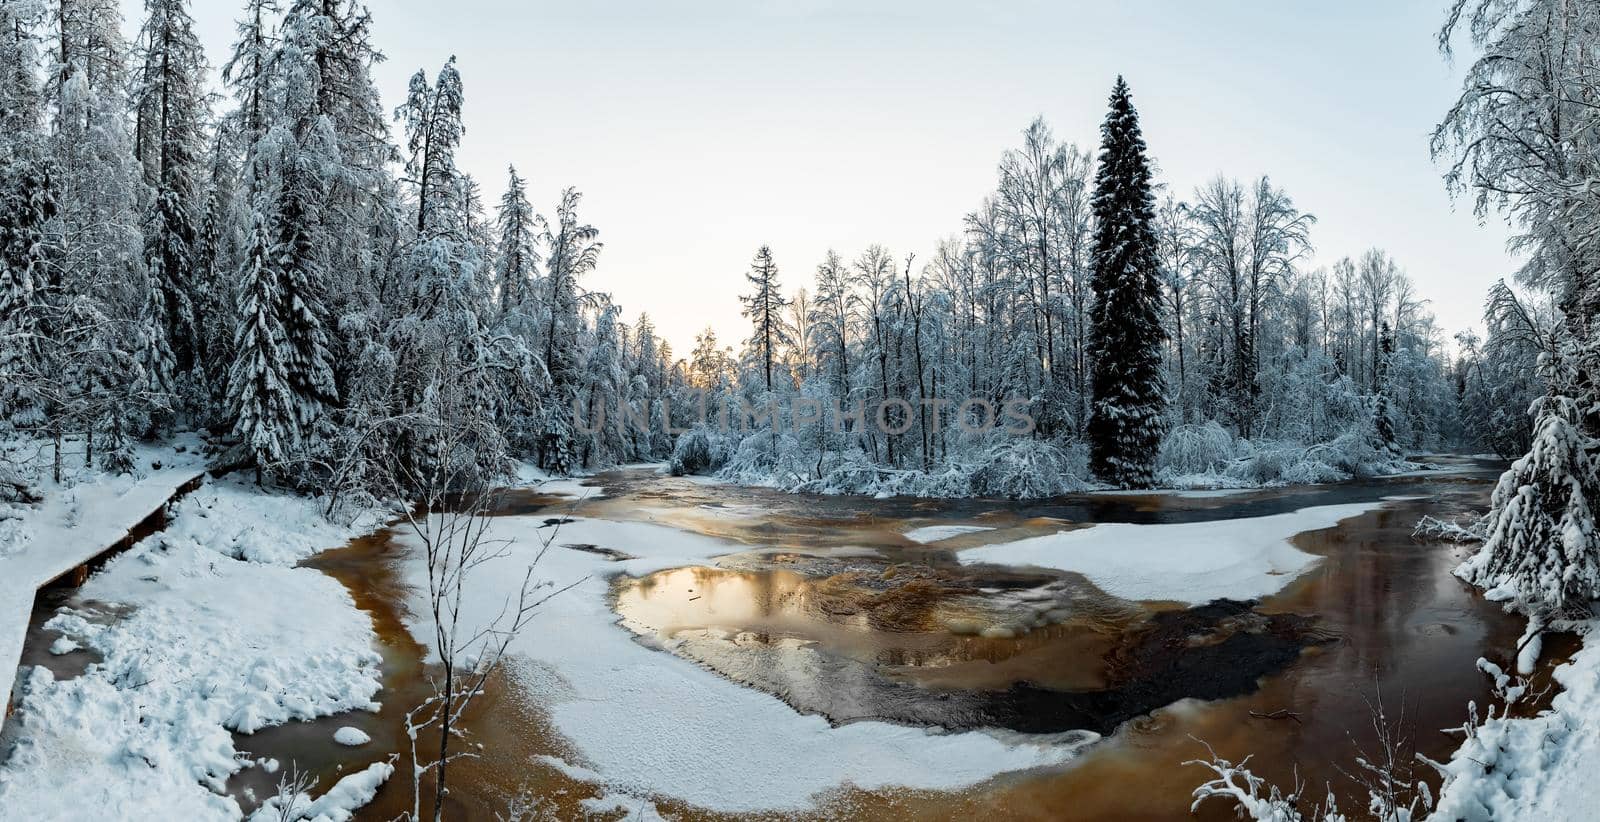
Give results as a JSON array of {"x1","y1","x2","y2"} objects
[
  {"x1": 1087, "y1": 77, "x2": 1167, "y2": 488},
  {"x1": 741, "y1": 245, "x2": 791, "y2": 393},
  {"x1": 135, "y1": 0, "x2": 209, "y2": 388},
  {"x1": 494, "y1": 165, "x2": 538, "y2": 314}
]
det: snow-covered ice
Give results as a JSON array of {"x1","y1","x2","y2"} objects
[
  {"x1": 333, "y1": 726, "x2": 371, "y2": 747},
  {"x1": 245, "y1": 761, "x2": 394, "y2": 822},
  {"x1": 514, "y1": 462, "x2": 605, "y2": 499},
  {"x1": 397, "y1": 514, "x2": 1089, "y2": 813},
  {"x1": 903, "y1": 524, "x2": 994, "y2": 543},
  {"x1": 956, "y1": 502, "x2": 1384, "y2": 604}
]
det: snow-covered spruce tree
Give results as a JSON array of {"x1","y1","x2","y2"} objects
[
  {"x1": 374, "y1": 56, "x2": 528, "y2": 491},
  {"x1": 190, "y1": 124, "x2": 245, "y2": 415},
  {"x1": 225, "y1": 216, "x2": 297, "y2": 483},
  {"x1": 494, "y1": 164, "x2": 540, "y2": 315},
  {"x1": 220, "y1": 0, "x2": 277, "y2": 149},
  {"x1": 627, "y1": 313, "x2": 673, "y2": 458},
  {"x1": 399, "y1": 56, "x2": 464, "y2": 238},
  {"x1": 0, "y1": 0, "x2": 43, "y2": 146},
  {"x1": 271, "y1": 0, "x2": 398, "y2": 411},
  {"x1": 0, "y1": 0, "x2": 50, "y2": 435},
  {"x1": 1459, "y1": 348, "x2": 1600, "y2": 612},
  {"x1": 0, "y1": 153, "x2": 58, "y2": 437},
  {"x1": 537, "y1": 187, "x2": 601, "y2": 474},
  {"x1": 268, "y1": 125, "x2": 341, "y2": 455},
  {"x1": 1087, "y1": 76, "x2": 1167, "y2": 488},
  {"x1": 1372, "y1": 322, "x2": 1400, "y2": 459},
  {"x1": 223, "y1": 2, "x2": 343, "y2": 480},
  {"x1": 577, "y1": 303, "x2": 626, "y2": 467},
  {"x1": 741, "y1": 244, "x2": 792, "y2": 393},
  {"x1": 134, "y1": 0, "x2": 210, "y2": 398}
]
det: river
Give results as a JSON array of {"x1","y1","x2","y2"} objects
[{"x1": 19, "y1": 456, "x2": 1569, "y2": 820}]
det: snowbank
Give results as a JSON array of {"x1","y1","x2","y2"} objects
[
  {"x1": 0, "y1": 437, "x2": 207, "y2": 734},
  {"x1": 158, "y1": 480, "x2": 384, "y2": 565},
  {"x1": 513, "y1": 461, "x2": 606, "y2": 499},
  {"x1": 0, "y1": 478, "x2": 385, "y2": 820},
  {"x1": 958, "y1": 502, "x2": 1383, "y2": 604},
  {"x1": 1432, "y1": 622, "x2": 1600, "y2": 821},
  {"x1": 395, "y1": 514, "x2": 1088, "y2": 813},
  {"x1": 246, "y1": 761, "x2": 395, "y2": 822}
]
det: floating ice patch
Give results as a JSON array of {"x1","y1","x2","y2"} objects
[
  {"x1": 695, "y1": 503, "x2": 772, "y2": 519},
  {"x1": 334, "y1": 726, "x2": 371, "y2": 746},
  {"x1": 957, "y1": 502, "x2": 1384, "y2": 604},
  {"x1": 903, "y1": 524, "x2": 994, "y2": 543}
]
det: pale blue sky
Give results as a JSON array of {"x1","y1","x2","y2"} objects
[{"x1": 152, "y1": 0, "x2": 1513, "y2": 354}]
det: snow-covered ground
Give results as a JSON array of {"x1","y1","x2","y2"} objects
[
  {"x1": 1432, "y1": 622, "x2": 1600, "y2": 821},
  {"x1": 395, "y1": 514, "x2": 1091, "y2": 814},
  {"x1": 957, "y1": 502, "x2": 1384, "y2": 604},
  {"x1": 0, "y1": 479, "x2": 390, "y2": 820},
  {"x1": 0, "y1": 438, "x2": 208, "y2": 731}
]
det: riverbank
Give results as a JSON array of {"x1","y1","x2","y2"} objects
[
  {"x1": 1429, "y1": 618, "x2": 1600, "y2": 820},
  {"x1": 0, "y1": 436, "x2": 208, "y2": 726},
  {"x1": 0, "y1": 473, "x2": 390, "y2": 819}
]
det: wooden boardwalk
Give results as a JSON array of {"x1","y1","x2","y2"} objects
[{"x1": 1, "y1": 465, "x2": 205, "y2": 729}]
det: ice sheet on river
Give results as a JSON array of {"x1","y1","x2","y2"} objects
[
  {"x1": 397, "y1": 515, "x2": 1090, "y2": 813},
  {"x1": 957, "y1": 502, "x2": 1385, "y2": 604}
]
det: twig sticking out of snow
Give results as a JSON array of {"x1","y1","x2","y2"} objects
[
  {"x1": 1411, "y1": 514, "x2": 1486, "y2": 543},
  {"x1": 1186, "y1": 737, "x2": 1344, "y2": 822}
]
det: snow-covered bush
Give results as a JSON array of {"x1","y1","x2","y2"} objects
[
  {"x1": 667, "y1": 428, "x2": 736, "y2": 476},
  {"x1": 1158, "y1": 421, "x2": 1236, "y2": 475},
  {"x1": 717, "y1": 430, "x2": 817, "y2": 488},
  {"x1": 780, "y1": 437, "x2": 1087, "y2": 500},
  {"x1": 1217, "y1": 419, "x2": 1409, "y2": 488},
  {"x1": 969, "y1": 438, "x2": 1089, "y2": 499},
  {"x1": 793, "y1": 448, "x2": 973, "y2": 498},
  {"x1": 1223, "y1": 439, "x2": 1302, "y2": 485}
]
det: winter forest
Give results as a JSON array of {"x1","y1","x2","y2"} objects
[
  {"x1": 2, "y1": 0, "x2": 1600, "y2": 820},
  {"x1": 0, "y1": 0, "x2": 1535, "y2": 503}
]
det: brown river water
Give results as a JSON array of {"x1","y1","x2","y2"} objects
[{"x1": 15, "y1": 456, "x2": 1574, "y2": 820}]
